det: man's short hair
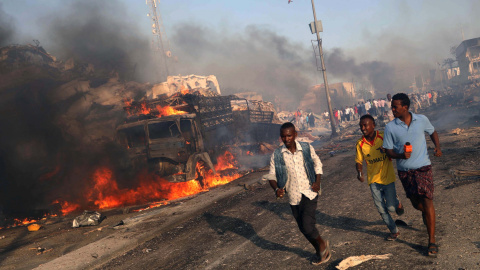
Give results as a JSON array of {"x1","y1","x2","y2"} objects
[
  {"x1": 280, "y1": 122, "x2": 296, "y2": 132},
  {"x1": 359, "y1": 114, "x2": 375, "y2": 125},
  {"x1": 392, "y1": 93, "x2": 410, "y2": 108}
]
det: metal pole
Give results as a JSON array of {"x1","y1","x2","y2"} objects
[{"x1": 310, "y1": 0, "x2": 337, "y2": 136}]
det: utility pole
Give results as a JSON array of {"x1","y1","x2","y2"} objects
[
  {"x1": 147, "y1": 0, "x2": 173, "y2": 81},
  {"x1": 310, "y1": 0, "x2": 337, "y2": 136}
]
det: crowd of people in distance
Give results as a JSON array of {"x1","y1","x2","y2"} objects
[
  {"x1": 282, "y1": 110, "x2": 316, "y2": 130},
  {"x1": 321, "y1": 90, "x2": 440, "y2": 126}
]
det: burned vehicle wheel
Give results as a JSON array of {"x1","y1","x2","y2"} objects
[{"x1": 195, "y1": 160, "x2": 208, "y2": 188}]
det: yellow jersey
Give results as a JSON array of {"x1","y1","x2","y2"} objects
[{"x1": 355, "y1": 130, "x2": 396, "y2": 185}]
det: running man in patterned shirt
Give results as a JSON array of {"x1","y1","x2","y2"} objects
[
  {"x1": 355, "y1": 114, "x2": 405, "y2": 241},
  {"x1": 264, "y1": 122, "x2": 331, "y2": 265}
]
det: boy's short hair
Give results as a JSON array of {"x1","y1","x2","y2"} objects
[
  {"x1": 359, "y1": 114, "x2": 375, "y2": 125},
  {"x1": 392, "y1": 93, "x2": 410, "y2": 108},
  {"x1": 280, "y1": 122, "x2": 296, "y2": 132}
]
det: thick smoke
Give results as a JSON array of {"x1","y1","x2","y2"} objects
[
  {"x1": 43, "y1": 0, "x2": 155, "y2": 82},
  {"x1": 169, "y1": 23, "x2": 401, "y2": 104},
  {"x1": 0, "y1": 4, "x2": 15, "y2": 46},
  {"x1": 325, "y1": 48, "x2": 395, "y2": 97},
  {"x1": 0, "y1": 71, "x2": 134, "y2": 216},
  {"x1": 171, "y1": 24, "x2": 316, "y2": 110},
  {"x1": 0, "y1": 0, "x2": 152, "y2": 217}
]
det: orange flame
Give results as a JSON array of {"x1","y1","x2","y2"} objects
[
  {"x1": 155, "y1": 104, "x2": 187, "y2": 117},
  {"x1": 123, "y1": 99, "x2": 187, "y2": 118},
  {"x1": 214, "y1": 150, "x2": 238, "y2": 171},
  {"x1": 180, "y1": 85, "x2": 189, "y2": 95},
  {"x1": 13, "y1": 217, "x2": 38, "y2": 226},
  {"x1": 54, "y1": 151, "x2": 243, "y2": 214},
  {"x1": 123, "y1": 98, "x2": 133, "y2": 107},
  {"x1": 52, "y1": 200, "x2": 80, "y2": 216}
]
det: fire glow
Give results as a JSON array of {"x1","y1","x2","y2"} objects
[
  {"x1": 123, "y1": 98, "x2": 187, "y2": 118},
  {"x1": 0, "y1": 215, "x2": 57, "y2": 230},
  {"x1": 53, "y1": 151, "x2": 242, "y2": 215}
]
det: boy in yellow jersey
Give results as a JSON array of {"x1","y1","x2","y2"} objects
[{"x1": 355, "y1": 115, "x2": 404, "y2": 241}]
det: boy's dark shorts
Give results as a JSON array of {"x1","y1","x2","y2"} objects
[{"x1": 398, "y1": 165, "x2": 434, "y2": 200}]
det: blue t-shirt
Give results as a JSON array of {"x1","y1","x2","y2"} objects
[{"x1": 383, "y1": 113, "x2": 435, "y2": 171}]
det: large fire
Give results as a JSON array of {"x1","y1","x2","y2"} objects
[
  {"x1": 50, "y1": 150, "x2": 242, "y2": 216},
  {"x1": 1, "y1": 92, "x2": 243, "y2": 229}
]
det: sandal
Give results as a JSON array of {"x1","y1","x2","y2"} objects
[
  {"x1": 312, "y1": 240, "x2": 331, "y2": 265},
  {"x1": 427, "y1": 243, "x2": 438, "y2": 257},
  {"x1": 385, "y1": 232, "x2": 400, "y2": 241}
]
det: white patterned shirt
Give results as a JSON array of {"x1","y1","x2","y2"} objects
[{"x1": 266, "y1": 141, "x2": 323, "y2": 205}]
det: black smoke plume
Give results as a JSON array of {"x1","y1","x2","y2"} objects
[
  {"x1": 0, "y1": 4, "x2": 15, "y2": 46},
  {"x1": 325, "y1": 48, "x2": 395, "y2": 96},
  {"x1": 171, "y1": 24, "x2": 316, "y2": 110},
  {"x1": 44, "y1": 0, "x2": 154, "y2": 81},
  {"x1": 0, "y1": 0, "x2": 153, "y2": 218}
]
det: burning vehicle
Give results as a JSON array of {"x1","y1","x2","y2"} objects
[{"x1": 116, "y1": 86, "x2": 281, "y2": 187}]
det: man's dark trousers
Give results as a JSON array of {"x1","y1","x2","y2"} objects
[{"x1": 290, "y1": 194, "x2": 319, "y2": 241}]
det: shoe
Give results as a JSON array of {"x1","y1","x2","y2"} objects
[
  {"x1": 427, "y1": 243, "x2": 438, "y2": 257},
  {"x1": 396, "y1": 196, "x2": 405, "y2": 216},
  {"x1": 311, "y1": 240, "x2": 331, "y2": 265},
  {"x1": 385, "y1": 232, "x2": 400, "y2": 241}
]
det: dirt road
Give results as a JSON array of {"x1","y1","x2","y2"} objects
[
  {"x1": 2, "y1": 105, "x2": 480, "y2": 270},
  {"x1": 99, "y1": 106, "x2": 480, "y2": 270}
]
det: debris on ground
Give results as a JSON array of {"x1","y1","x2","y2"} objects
[
  {"x1": 30, "y1": 246, "x2": 53, "y2": 255},
  {"x1": 336, "y1": 253, "x2": 392, "y2": 270},
  {"x1": 72, "y1": 211, "x2": 103, "y2": 228},
  {"x1": 452, "y1": 128, "x2": 463, "y2": 135},
  {"x1": 27, "y1": 224, "x2": 42, "y2": 232},
  {"x1": 447, "y1": 169, "x2": 480, "y2": 188},
  {"x1": 83, "y1": 225, "x2": 109, "y2": 235}
]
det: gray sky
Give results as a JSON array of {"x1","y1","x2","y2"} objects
[{"x1": 1, "y1": 0, "x2": 479, "y2": 102}]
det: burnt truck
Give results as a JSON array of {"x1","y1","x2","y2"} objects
[{"x1": 116, "y1": 93, "x2": 280, "y2": 187}]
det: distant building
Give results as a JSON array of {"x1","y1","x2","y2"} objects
[
  {"x1": 441, "y1": 60, "x2": 460, "y2": 82},
  {"x1": 299, "y1": 82, "x2": 356, "y2": 113},
  {"x1": 455, "y1": 37, "x2": 480, "y2": 82}
]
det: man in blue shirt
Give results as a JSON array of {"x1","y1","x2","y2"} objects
[{"x1": 383, "y1": 93, "x2": 442, "y2": 257}]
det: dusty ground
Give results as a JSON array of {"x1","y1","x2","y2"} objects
[{"x1": 1, "y1": 103, "x2": 480, "y2": 270}]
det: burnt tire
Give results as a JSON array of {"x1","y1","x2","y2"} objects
[{"x1": 195, "y1": 160, "x2": 207, "y2": 188}]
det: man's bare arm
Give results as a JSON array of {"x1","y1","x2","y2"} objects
[
  {"x1": 385, "y1": 149, "x2": 409, "y2": 159},
  {"x1": 430, "y1": 131, "x2": 442, "y2": 157},
  {"x1": 269, "y1": 180, "x2": 284, "y2": 198},
  {"x1": 311, "y1": 174, "x2": 322, "y2": 192},
  {"x1": 355, "y1": 163, "x2": 364, "y2": 182}
]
